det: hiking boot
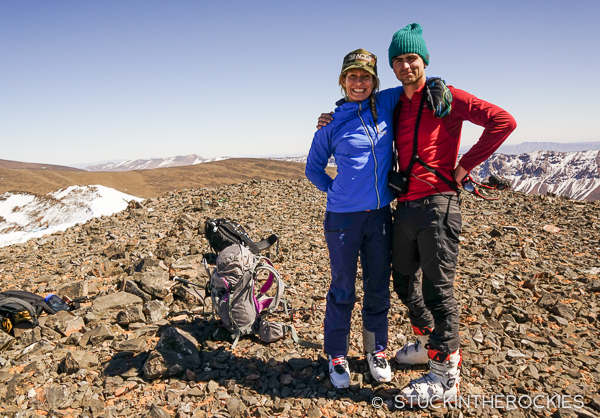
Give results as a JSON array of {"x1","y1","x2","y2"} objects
[
  {"x1": 395, "y1": 334, "x2": 429, "y2": 365},
  {"x1": 399, "y1": 349, "x2": 461, "y2": 406},
  {"x1": 367, "y1": 351, "x2": 392, "y2": 383},
  {"x1": 328, "y1": 355, "x2": 350, "y2": 389}
]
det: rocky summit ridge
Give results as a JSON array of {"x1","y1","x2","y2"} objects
[{"x1": 0, "y1": 179, "x2": 599, "y2": 417}]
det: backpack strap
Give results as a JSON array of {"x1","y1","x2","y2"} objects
[
  {"x1": 254, "y1": 234, "x2": 279, "y2": 255},
  {"x1": 0, "y1": 297, "x2": 39, "y2": 327},
  {"x1": 254, "y1": 258, "x2": 285, "y2": 314},
  {"x1": 286, "y1": 324, "x2": 323, "y2": 349},
  {"x1": 231, "y1": 329, "x2": 242, "y2": 350},
  {"x1": 402, "y1": 86, "x2": 428, "y2": 178},
  {"x1": 398, "y1": 79, "x2": 460, "y2": 194}
]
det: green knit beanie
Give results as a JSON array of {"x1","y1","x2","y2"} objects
[{"x1": 388, "y1": 23, "x2": 430, "y2": 68}]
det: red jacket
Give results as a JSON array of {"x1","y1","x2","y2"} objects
[{"x1": 395, "y1": 84, "x2": 517, "y2": 201}]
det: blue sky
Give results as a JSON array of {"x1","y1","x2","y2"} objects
[{"x1": 1, "y1": 0, "x2": 599, "y2": 166}]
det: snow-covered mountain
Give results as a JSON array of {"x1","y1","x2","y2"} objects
[
  {"x1": 85, "y1": 154, "x2": 229, "y2": 171},
  {"x1": 496, "y1": 141, "x2": 600, "y2": 155},
  {"x1": 268, "y1": 155, "x2": 336, "y2": 167},
  {"x1": 471, "y1": 150, "x2": 600, "y2": 201},
  {"x1": 0, "y1": 185, "x2": 143, "y2": 247},
  {"x1": 459, "y1": 141, "x2": 600, "y2": 155}
]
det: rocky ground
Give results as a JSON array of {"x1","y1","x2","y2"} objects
[{"x1": 0, "y1": 179, "x2": 599, "y2": 418}]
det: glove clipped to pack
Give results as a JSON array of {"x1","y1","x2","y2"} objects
[{"x1": 425, "y1": 77, "x2": 452, "y2": 118}]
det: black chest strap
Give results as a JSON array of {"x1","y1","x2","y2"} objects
[{"x1": 392, "y1": 80, "x2": 459, "y2": 194}]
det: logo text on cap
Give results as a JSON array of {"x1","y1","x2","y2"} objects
[{"x1": 348, "y1": 53, "x2": 373, "y2": 63}]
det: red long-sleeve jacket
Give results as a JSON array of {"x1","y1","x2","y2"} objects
[{"x1": 395, "y1": 84, "x2": 517, "y2": 201}]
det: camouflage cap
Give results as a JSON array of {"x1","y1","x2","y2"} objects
[{"x1": 341, "y1": 48, "x2": 377, "y2": 77}]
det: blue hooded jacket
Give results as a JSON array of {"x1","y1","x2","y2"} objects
[{"x1": 305, "y1": 87, "x2": 403, "y2": 213}]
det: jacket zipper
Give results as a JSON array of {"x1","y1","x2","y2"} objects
[{"x1": 357, "y1": 102, "x2": 380, "y2": 209}]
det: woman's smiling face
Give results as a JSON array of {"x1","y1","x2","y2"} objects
[{"x1": 341, "y1": 68, "x2": 374, "y2": 102}]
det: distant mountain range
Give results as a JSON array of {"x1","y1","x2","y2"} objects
[
  {"x1": 80, "y1": 142, "x2": 600, "y2": 172},
  {"x1": 84, "y1": 154, "x2": 228, "y2": 171},
  {"x1": 2, "y1": 140, "x2": 600, "y2": 201},
  {"x1": 460, "y1": 141, "x2": 600, "y2": 155}
]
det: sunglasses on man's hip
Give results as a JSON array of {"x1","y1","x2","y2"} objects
[{"x1": 461, "y1": 175, "x2": 499, "y2": 201}]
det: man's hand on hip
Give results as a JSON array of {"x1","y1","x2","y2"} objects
[{"x1": 453, "y1": 165, "x2": 468, "y2": 187}]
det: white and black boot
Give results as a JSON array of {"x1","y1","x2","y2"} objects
[
  {"x1": 399, "y1": 349, "x2": 461, "y2": 406},
  {"x1": 367, "y1": 352, "x2": 392, "y2": 383},
  {"x1": 395, "y1": 334, "x2": 430, "y2": 365},
  {"x1": 328, "y1": 355, "x2": 351, "y2": 389}
]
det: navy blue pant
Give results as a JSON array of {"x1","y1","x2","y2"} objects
[{"x1": 323, "y1": 206, "x2": 392, "y2": 358}]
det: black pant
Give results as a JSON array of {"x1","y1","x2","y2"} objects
[{"x1": 392, "y1": 195, "x2": 461, "y2": 355}]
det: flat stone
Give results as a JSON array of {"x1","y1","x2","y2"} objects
[
  {"x1": 307, "y1": 407, "x2": 323, "y2": 418},
  {"x1": 483, "y1": 365, "x2": 502, "y2": 380},
  {"x1": 114, "y1": 337, "x2": 147, "y2": 353},
  {"x1": 124, "y1": 279, "x2": 152, "y2": 302},
  {"x1": 135, "y1": 270, "x2": 173, "y2": 299},
  {"x1": 550, "y1": 303, "x2": 576, "y2": 321},
  {"x1": 169, "y1": 254, "x2": 210, "y2": 280},
  {"x1": 142, "y1": 327, "x2": 200, "y2": 380},
  {"x1": 549, "y1": 315, "x2": 570, "y2": 326},
  {"x1": 56, "y1": 281, "x2": 88, "y2": 299},
  {"x1": 145, "y1": 404, "x2": 171, "y2": 418},
  {"x1": 586, "y1": 280, "x2": 600, "y2": 292},
  {"x1": 45, "y1": 386, "x2": 67, "y2": 409},
  {"x1": 60, "y1": 350, "x2": 99, "y2": 374},
  {"x1": 538, "y1": 292, "x2": 559, "y2": 308},
  {"x1": 0, "y1": 330, "x2": 15, "y2": 351},
  {"x1": 44, "y1": 310, "x2": 85, "y2": 337},
  {"x1": 143, "y1": 300, "x2": 169, "y2": 322},
  {"x1": 116, "y1": 305, "x2": 146, "y2": 326},
  {"x1": 288, "y1": 358, "x2": 312, "y2": 371},
  {"x1": 92, "y1": 292, "x2": 143, "y2": 311},
  {"x1": 17, "y1": 327, "x2": 42, "y2": 346},
  {"x1": 543, "y1": 225, "x2": 560, "y2": 233},
  {"x1": 79, "y1": 323, "x2": 115, "y2": 346}
]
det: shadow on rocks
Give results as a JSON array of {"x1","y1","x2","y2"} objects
[{"x1": 102, "y1": 318, "x2": 394, "y2": 405}]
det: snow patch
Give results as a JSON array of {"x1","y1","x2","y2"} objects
[{"x1": 0, "y1": 185, "x2": 143, "y2": 247}]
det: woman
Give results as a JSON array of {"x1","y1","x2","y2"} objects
[{"x1": 305, "y1": 49, "x2": 402, "y2": 388}]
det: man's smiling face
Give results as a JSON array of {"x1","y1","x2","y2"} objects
[{"x1": 392, "y1": 53, "x2": 426, "y2": 88}]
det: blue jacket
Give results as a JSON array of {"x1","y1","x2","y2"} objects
[{"x1": 305, "y1": 87, "x2": 403, "y2": 213}]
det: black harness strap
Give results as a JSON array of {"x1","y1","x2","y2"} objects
[
  {"x1": 392, "y1": 80, "x2": 460, "y2": 194},
  {"x1": 403, "y1": 88, "x2": 428, "y2": 177}
]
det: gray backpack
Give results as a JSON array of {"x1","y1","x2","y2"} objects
[{"x1": 209, "y1": 244, "x2": 288, "y2": 347}]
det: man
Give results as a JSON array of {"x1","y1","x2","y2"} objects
[
  {"x1": 318, "y1": 23, "x2": 516, "y2": 404},
  {"x1": 388, "y1": 23, "x2": 515, "y2": 404}
]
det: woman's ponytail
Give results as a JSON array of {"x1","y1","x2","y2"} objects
[{"x1": 369, "y1": 94, "x2": 379, "y2": 133}]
